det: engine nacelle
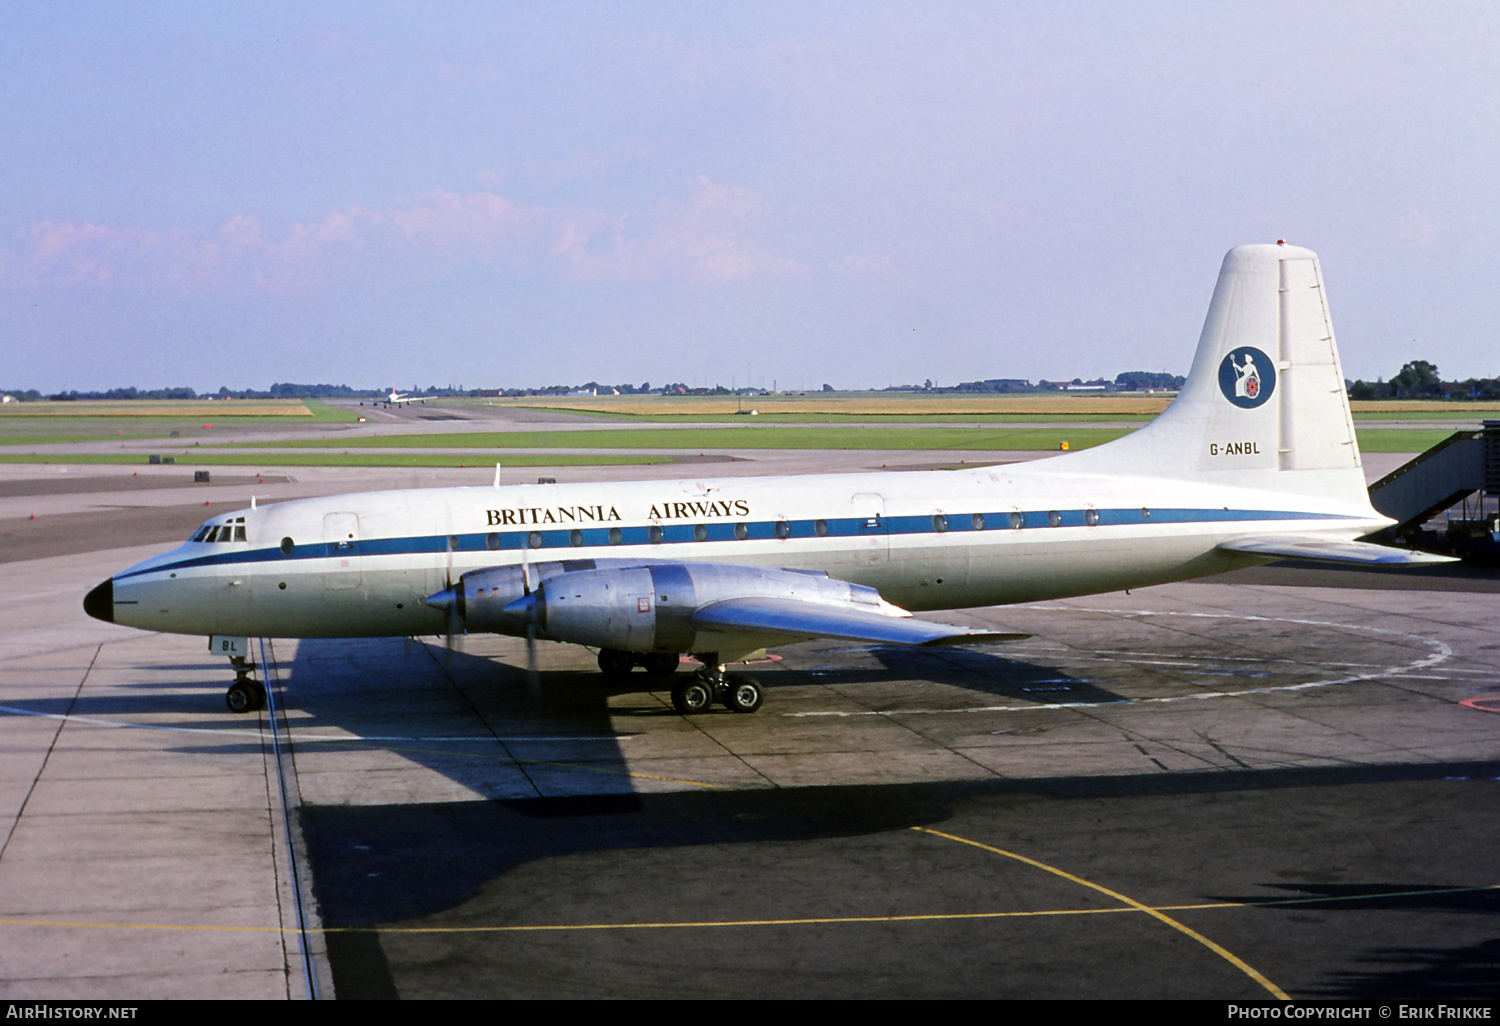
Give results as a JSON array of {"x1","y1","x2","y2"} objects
[
  {"x1": 450, "y1": 559, "x2": 626, "y2": 635},
  {"x1": 506, "y1": 563, "x2": 887, "y2": 653}
]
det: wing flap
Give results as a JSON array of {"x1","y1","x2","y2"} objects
[
  {"x1": 691, "y1": 597, "x2": 1029, "y2": 647},
  {"x1": 1218, "y1": 536, "x2": 1457, "y2": 565}
]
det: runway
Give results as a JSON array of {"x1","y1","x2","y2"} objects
[{"x1": 1, "y1": 452, "x2": 1497, "y2": 998}]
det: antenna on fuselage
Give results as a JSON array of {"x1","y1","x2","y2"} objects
[{"x1": 493, "y1": 463, "x2": 501, "y2": 488}]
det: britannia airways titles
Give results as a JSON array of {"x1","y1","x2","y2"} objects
[{"x1": 484, "y1": 499, "x2": 751, "y2": 527}]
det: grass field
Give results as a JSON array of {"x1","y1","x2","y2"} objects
[
  {"x1": 206, "y1": 423, "x2": 1462, "y2": 454},
  {"x1": 466, "y1": 393, "x2": 1500, "y2": 418},
  {"x1": 0, "y1": 452, "x2": 679, "y2": 468},
  {"x1": 1349, "y1": 429, "x2": 1460, "y2": 453},
  {"x1": 470, "y1": 394, "x2": 1177, "y2": 417},
  {"x1": 517, "y1": 409, "x2": 1159, "y2": 423},
  {"x1": 0, "y1": 399, "x2": 317, "y2": 419},
  {"x1": 0, "y1": 393, "x2": 1473, "y2": 467},
  {"x1": 210, "y1": 426, "x2": 1123, "y2": 451},
  {"x1": 0, "y1": 432, "x2": 167, "y2": 446}
]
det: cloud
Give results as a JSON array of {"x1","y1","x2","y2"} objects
[
  {"x1": 1, "y1": 178, "x2": 796, "y2": 290},
  {"x1": 3, "y1": 220, "x2": 226, "y2": 287},
  {"x1": 552, "y1": 176, "x2": 796, "y2": 282}
]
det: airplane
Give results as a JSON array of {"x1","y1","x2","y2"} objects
[
  {"x1": 83, "y1": 243, "x2": 1451, "y2": 716},
  {"x1": 381, "y1": 386, "x2": 425, "y2": 407}
]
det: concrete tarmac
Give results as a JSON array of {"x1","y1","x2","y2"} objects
[{"x1": 1, "y1": 446, "x2": 1497, "y2": 999}]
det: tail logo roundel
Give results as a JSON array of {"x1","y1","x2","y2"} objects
[{"x1": 1218, "y1": 347, "x2": 1275, "y2": 409}]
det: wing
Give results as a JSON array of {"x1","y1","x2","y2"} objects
[
  {"x1": 691, "y1": 596, "x2": 1030, "y2": 648},
  {"x1": 439, "y1": 560, "x2": 1030, "y2": 651},
  {"x1": 1217, "y1": 536, "x2": 1457, "y2": 566}
]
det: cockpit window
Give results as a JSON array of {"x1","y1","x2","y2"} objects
[{"x1": 190, "y1": 516, "x2": 247, "y2": 543}]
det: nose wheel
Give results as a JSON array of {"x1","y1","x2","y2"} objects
[{"x1": 224, "y1": 656, "x2": 266, "y2": 713}]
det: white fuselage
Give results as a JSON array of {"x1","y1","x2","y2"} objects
[{"x1": 105, "y1": 455, "x2": 1388, "y2": 640}]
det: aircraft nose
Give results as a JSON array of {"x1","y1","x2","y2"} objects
[{"x1": 83, "y1": 578, "x2": 114, "y2": 623}]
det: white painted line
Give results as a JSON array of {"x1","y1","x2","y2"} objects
[
  {"x1": 0, "y1": 705, "x2": 628, "y2": 743},
  {"x1": 789, "y1": 608, "x2": 1453, "y2": 718}
]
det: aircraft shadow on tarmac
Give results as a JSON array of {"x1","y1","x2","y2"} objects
[
  {"x1": 1212, "y1": 884, "x2": 1500, "y2": 999},
  {"x1": 1311, "y1": 936, "x2": 1500, "y2": 1000},
  {"x1": 811, "y1": 643, "x2": 1127, "y2": 705},
  {"x1": 6, "y1": 635, "x2": 1127, "y2": 775}
]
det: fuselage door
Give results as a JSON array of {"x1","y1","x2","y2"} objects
[
  {"x1": 324, "y1": 512, "x2": 362, "y2": 590},
  {"x1": 849, "y1": 492, "x2": 888, "y2": 565}
]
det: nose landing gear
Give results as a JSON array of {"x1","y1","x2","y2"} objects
[{"x1": 224, "y1": 655, "x2": 266, "y2": 713}]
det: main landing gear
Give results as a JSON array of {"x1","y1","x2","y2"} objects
[
  {"x1": 224, "y1": 655, "x2": 266, "y2": 714},
  {"x1": 595, "y1": 648, "x2": 765, "y2": 714},
  {"x1": 597, "y1": 649, "x2": 681, "y2": 679}
]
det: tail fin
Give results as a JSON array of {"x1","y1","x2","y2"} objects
[{"x1": 1064, "y1": 242, "x2": 1369, "y2": 506}]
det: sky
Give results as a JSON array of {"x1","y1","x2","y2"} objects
[{"x1": 2, "y1": 1, "x2": 1498, "y2": 394}]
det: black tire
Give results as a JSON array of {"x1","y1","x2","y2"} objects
[
  {"x1": 225, "y1": 680, "x2": 262, "y2": 714},
  {"x1": 723, "y1": 673, "x2": 763, "y2": 713},
  {"x1": 672, "y1": 679, "x2": 714, "y2": 715},
  {"x1": 597, "y1": 649, "x2": 635, "y2": 679},
  {"x1": 640, "y1": 652, "x2": 680, "y2": 677}
]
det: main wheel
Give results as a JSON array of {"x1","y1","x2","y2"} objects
[
  {"x1": 597, "y1": 649, "x2": 635, "y2": 679},
  {"x1": 671, "y1": 678, "x2": 714, "y2": 715},
  {"x1": 640, "y1": 652, "x2": 680, "y2": 677},
  {"x1": 225, "y1": 679, "x2": 264, "y2": 714},
  {"x1": 723, "y1": 673, "x2": 763, "y2": 713}
]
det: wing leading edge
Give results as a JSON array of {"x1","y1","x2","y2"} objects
[{"x1": 691, "y1": 596, "x2": 1030, "y2": 648}]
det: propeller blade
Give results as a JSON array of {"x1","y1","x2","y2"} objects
[
  {"x1": 443, "y1": 534, "x2": 458, "y2": 665},
  {"x1": 525, "y1": 622, "x2": 539, "y2": 699}
]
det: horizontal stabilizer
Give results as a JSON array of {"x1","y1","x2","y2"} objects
[
  {"x1": 691, "y1": 597, "x2": 1030, "y2": 647},
  {"x1": 1218, "y1": 536, "x2": 1457, "y2": 566}
]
